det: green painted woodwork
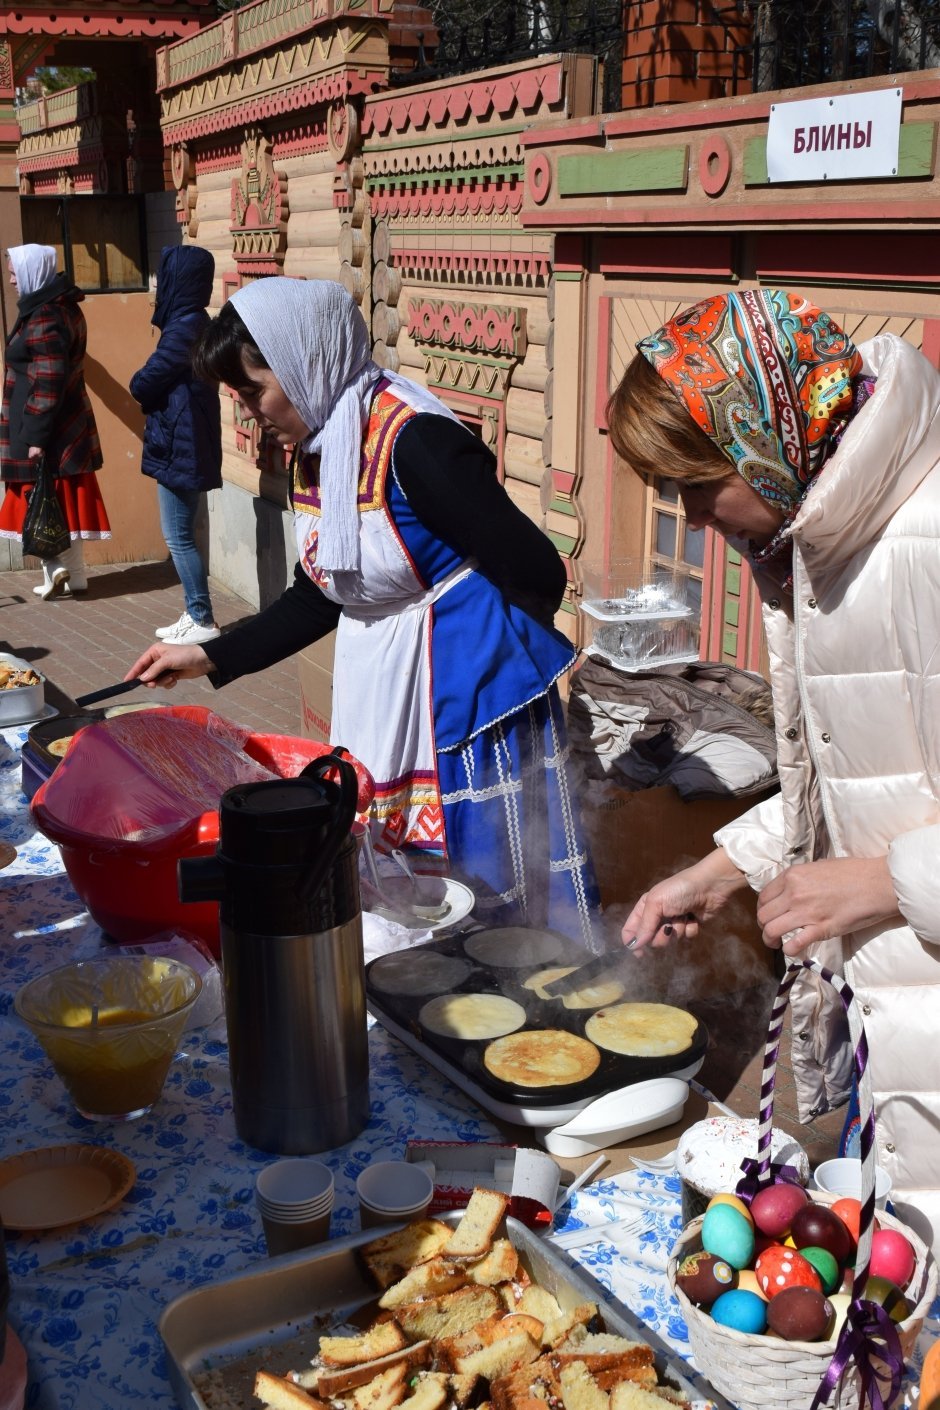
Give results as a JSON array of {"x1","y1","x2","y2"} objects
[
  {"x1": 726, "y1": 565, "x2": 741, "y2": 594},
  {"x1": 557, "y1": 146, "x2": 689, "y2": 196},
  {"x1": 549, "y1": 497, "x2": 576, "y2": 517},
  {"x1": 725, "y1": 598, "x2": 740, "y2": 627},
  {"x1": 723, "y1": 627, "x2": 738, "y2": 657},
  {"x1": 549, "y1": 530, "x2": 577, "y2": 555},
  {"x1": 744, "y1": 122, "x2": 936, "y2": 186}
]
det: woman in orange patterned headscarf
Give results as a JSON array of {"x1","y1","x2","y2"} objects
[{"x1": 607, "y1": 288, "x2": 940, "y2": 1251}]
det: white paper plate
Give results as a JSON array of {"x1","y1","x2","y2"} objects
[{"x1": 426, "y1": 878, "x2": 475, "y2": 932}]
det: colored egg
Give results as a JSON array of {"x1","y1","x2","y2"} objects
[
  {"x1": 755, "y1": 1245, "x2": 823, "y2": 1299},
  {"x1": 831, "y1": 1197, "x2": 861, "y2": 1243},
  {"x1": 711, "y1": 1288, "x2": 768, "y2": 1335},
  {"x1": 798, "y1": 1245, "x2": 841, "y2": 1294},
  {"x1": 750, "y1": 1182, "x2": 809, "y2": 1239},
  {"x1": 870, "y1": 1229, "x2": 915, "y2": 1289},
  {"x1": 766, "y1": 1286, "x2": 835, "y2": 1342},
  {"x1": 790, "y1": 1204, "x2": 854, "y2": 1265},
  {"x1": 707, "y1": 1192, "x2": 753, "y2": 1225},
  {"x1": 864, "y1": 1275, "x2": 911, "y2": 1324},
  {"x1": 737, "y1": 1268, "x2": 768, "y2": 1301},
  {"x1": 701, "y1": 1204, "x2": 755, "y2": 1270},
  {"x1": 676, "y1": 1251, "x2": 738, "y2": 1307}
]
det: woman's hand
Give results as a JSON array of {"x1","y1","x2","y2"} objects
[
  {"x1": 125, "y1": 642, "x2": 212, "y2": 688},
  {"x1": 756, "y1": 857, "x2": 902, "y2": 956},
  {"x1": 621, "y1": 847, "x2": 749, "y2": 952}
]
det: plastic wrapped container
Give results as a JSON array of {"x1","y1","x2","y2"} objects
[
  {"x1": 30, "y1": 705, "x2": 374, "y2": 957},
  {"x1": 580, "y1": 559, "x2": 699, "y2": 670}
]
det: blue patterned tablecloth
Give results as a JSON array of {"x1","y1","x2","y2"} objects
[
  {"x1": 2, "y1": 722, "x2": 936, "y2": 1410},
  {"x1": 0, "y1": 721, "x2": 705, "y2": 1410}
]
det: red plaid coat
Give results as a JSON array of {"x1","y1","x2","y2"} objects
[{"x1": 0, "y1": 274, "x2": 103, "y2": 483}]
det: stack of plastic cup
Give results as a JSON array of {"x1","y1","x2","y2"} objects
[
  {"x1": 356, "y1": 1160, "x2": 434, "y2": 1229},
  {"x1": 255, "y1": 1158, "x2": 334, "y2": 1256}
]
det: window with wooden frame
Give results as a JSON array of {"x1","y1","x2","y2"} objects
[{"x1": 645, "y1": 476, "x2": 706, "y2": 615}]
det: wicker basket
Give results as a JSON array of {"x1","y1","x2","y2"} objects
[{"x1": 666, "y1": 957, "x2": 938, "y2": 1410}]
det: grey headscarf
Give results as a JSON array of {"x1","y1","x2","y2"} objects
[
  {"x1": 7, "y1": 244, "x2": 57, "y2": 299},
  {"x1": 229, "y1": 278, "x2": 457, "y2": 573}
]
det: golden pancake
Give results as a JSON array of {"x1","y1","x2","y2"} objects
[
  {"x1": 463, "y1": 928, "x2": 565, "y2": 969},
  {"x1": 523, "y1": 966, "x2": 625, "y2": 1010},
  {"x1": 483, "y1": 1029, "x2": 601, "y2": 1087},
  {"x1": 584, "y1": 1002, "x2": 697, "y2": 1057},
  {"x1": 418, "y1": 992, "x2": 527, "y2": 1041},
  {"x1": 47, "y1": 736, "x2": 74, "y2": 758},
  {"x1": 369, "y1": 951, "x2": 472, "y2": 997}
]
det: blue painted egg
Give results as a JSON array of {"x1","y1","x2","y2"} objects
[
  {"x1": 701, "y1": 1203, "x2": 756, "y2": 1270},
  {"x1": 711, "y1": 1288, "x2": 769, "y2": 1335}
]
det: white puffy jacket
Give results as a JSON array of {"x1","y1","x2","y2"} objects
[{"x1": 715, "y1": 333, "x2": 940, "y2": 1255}]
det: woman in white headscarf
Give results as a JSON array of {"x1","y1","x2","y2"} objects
[
  {"x1": 0, "y1": 244, "x2": 110, "y2": 597},
  {"x1": 127, "y1": 278, "x2": 600, "y2": 947}
]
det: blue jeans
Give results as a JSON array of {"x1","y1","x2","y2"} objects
[{"x1": 157, "y1": 483, "x2": 214, "y2": 626}]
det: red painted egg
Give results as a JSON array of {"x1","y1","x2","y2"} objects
[
  {"x1": 755, "y1": 1245, "x2": 823, "y2": 1299},
  {"x1": 750, "y1": 1183, "x2": 809, "y2": 1239},
  {"x1": 831, "y1": 1197, "x2": 861, "y2": 1244},
  {"x1": 870, "y1": 1229, "x2": 915, "y2": 1289},
  {"x1": 790, "y1": 1203, "x2": 854, "y2": 1265}
]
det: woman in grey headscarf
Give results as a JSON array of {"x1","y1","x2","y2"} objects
[
  {"x1": 127, "y1": 278, "x2": 600, "y2": 948},
  {"x1": 0, "y1": 244, "x2": 109, "y2": 598}
]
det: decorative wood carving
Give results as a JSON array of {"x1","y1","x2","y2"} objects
[
  {"x1": 327, "y1": 98, "x2": 359, "y2": 162},
  {"x1": 171, "y1": 141, "x2": 197, "y2": 232},
  {"x1": 230, "y1": 127, "x2": 290, "y2": 274}
]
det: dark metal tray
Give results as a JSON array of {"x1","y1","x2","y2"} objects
[
  {"x1": 365, "y1": 930, "x2": 708, "y2": 1110},
  {"x1": 159, "y1": 1214, "x2": 729, "y2": 1410},
  {"x1": 26, "y1": 710, "x2": 105, "y2": 767}
]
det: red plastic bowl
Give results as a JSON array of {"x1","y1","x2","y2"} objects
[{"x1": 32, "y1": 712, "x2": 374, "y2": 959}]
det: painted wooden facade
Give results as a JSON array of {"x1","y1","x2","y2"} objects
[{"x1": 5, "y1": 5, "x2": 940, "y2": 673}]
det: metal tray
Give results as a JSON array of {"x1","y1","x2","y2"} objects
[
  {"x1": 159, "y1": 1214, "x2": 731, "y2": 1410},
  {"x1": 26, "y1": 711, "x2": 104, "y2": 767},
  {"x1": 365, "y1": 933, "x2": 708, "y2": 1111}
]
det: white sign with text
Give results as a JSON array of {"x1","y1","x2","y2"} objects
[{"x1": 766, "y1": 87, "x2": 903, "y2": 183}]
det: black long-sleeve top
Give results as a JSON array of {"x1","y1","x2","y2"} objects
[{"x1": 204, "y1": 413, "x2": 566, "y2": 687}]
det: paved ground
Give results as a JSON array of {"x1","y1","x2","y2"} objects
[
  {"x1": 0, "y1": 558, "x2": 302, "y2": 736},
  {"x1": 1, "y1": 556, "x2": 846, "y2": 1167}
]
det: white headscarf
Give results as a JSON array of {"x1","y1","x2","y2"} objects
[
  {"x1": 229, "y1": 278, "x2": 457, "y2": 573},
  {"x1": 7, "y1": 244, "x2": 57, "y2": 299}
]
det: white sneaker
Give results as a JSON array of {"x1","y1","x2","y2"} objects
[
  {"x1": 163, "y1": 618, "x2": 221, "y2": 646},
  {"x1": 155, "y1": 612, "x2": 192, "y2": 640}
]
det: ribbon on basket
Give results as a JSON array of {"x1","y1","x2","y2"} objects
[
  {"x1": 811, "y1": 1298, "x2": 904, "y2": 1410},
  {"x1": 735, "y1": 1158, "x2": 803, "y2": 1205},
  {"x1": 735, "y1": 957, "x2": 905, "y2": 1410}
]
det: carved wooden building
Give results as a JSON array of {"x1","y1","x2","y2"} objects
[{"x1": 4, "y1": 0, "x2": 940, "y2": 677}]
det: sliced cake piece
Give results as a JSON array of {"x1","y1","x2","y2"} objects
[
  {"x1": 319, "y1": 1323, "x2": 408, "y2": 1366},
  {"x1": 559, "y1": 1362, "x2": 609, "y2": 1410},
  {"x1": 443, "y1": 1189, "x2": 510, "y2": 1260},
  {"x1": 360, "y1": 1220, "x2": 454, "y2": 1290},
  {"x1": 255, "y1": 1371, "x2": 329, "y2": 1409}
]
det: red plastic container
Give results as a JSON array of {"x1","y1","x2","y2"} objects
[{"x1": 31, "y1": 705, "x2": 373, "y2": 958}]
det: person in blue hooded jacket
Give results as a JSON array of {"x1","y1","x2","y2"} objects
[{"x1": 130, "y1": 244, "x2": 222, "y2": 645}]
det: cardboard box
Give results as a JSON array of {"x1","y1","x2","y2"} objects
[
  {"x1": 405, "y1": 1141, "x2": 563, "y2": 1220},
  {"x1": 297, "y1": 631, "x2": 336, "y2": 745},
  {"x1": 581, "y1": 780, "x2": 777, "y2": 999}
]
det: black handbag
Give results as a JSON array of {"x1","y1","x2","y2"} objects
[{"x1": 21, "y1": 455, "x2": 71, "y2": 560}]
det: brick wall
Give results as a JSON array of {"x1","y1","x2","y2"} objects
[{"x1": 621, "y1": 0, "x2": 752, "y2": 109}]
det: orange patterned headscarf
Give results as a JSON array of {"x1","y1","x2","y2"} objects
[{"x1": 637, "y1": 290, "x2": 863, "y2": 514}]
